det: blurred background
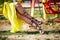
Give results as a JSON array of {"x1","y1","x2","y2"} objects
[{"x1": 0, "y1": 0, "x2": 60, "y2": 40}]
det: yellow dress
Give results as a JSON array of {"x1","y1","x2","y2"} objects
[{"x1": 3, "y1": 2, "x2": 23, "y2": 33}]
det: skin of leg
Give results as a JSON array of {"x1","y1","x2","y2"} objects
[{"x1": 14, "y1": 2, "x2": 42, "y2": 25}]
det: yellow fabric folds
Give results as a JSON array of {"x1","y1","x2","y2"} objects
[{"x1": 3, "y1": 2, "x2": 23, "y2": 33}]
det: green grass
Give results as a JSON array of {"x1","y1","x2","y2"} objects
[
  {"x1": 0, "y1": 16, "x2": 7, "y2": 20},
  {"x1": 25, "y1": 9, "x2": 43, "y2": 18},
  {"x1": 0, "y1": 31, "x2": 40, "y2": 35},
  {"x1": 0, "y1": 37, "x2": 6, "y2": 40},
  {"x1": 0, "y1": 8, "x2": 3, "y2": 14},
  {"x1": 25, "y1": 8, "x2": 60, "y2": 18},
  {"x1": 0, "y1": 7, "x2": 60, "y2": 20},
  {"x1": 0, "y1": 2, "x2": 3, "y2": 14},
  {"x1": 45, "y1": 38, "x2": 51, "y2": 40},
  {"x1": 0, "y1": 30, "x2": 60, "y2": 35}
]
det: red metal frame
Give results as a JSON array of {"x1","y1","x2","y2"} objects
[
  {"x1": 30, "y1": 0, "x2": 60, "y2": 14},
  {"x1": 30, "y1": 0, "x2": 60, "y2": 22},
  {"x1": 43, "y1": 1, "x2": 60, "y2": 14}
]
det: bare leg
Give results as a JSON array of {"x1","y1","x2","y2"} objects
[
  {"x1": 14, "y1": 2, "x2": 44, "y2": 34},
  {"x1": 14, "y1": 2, "x2": 42, "y2": 25},
  {"x1": 17, "y1": 11, "x2": 44, "y2": 34},
  {"x1": 16, "y1": 11, "x2": 37, "y2": 27}
]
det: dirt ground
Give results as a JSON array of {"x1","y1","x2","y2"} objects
[
  {"x1": 0, "y1": 33, "x2": 60, "y2": 40},
  {"x1": 0, "y1": 20, "x2": 60, "y2": 40}
]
